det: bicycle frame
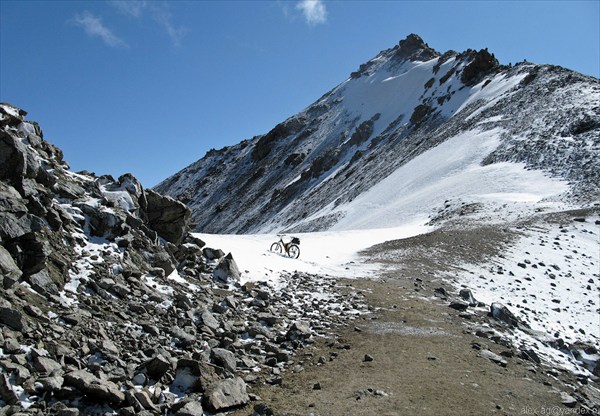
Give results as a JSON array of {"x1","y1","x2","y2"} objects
[{"x1": 271, "y1": 234, "x2": 300, "y2": 259}]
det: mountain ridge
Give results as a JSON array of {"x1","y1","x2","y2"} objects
[{"x1": 155, "y1": 34, "x2": 599, "y2": 234}]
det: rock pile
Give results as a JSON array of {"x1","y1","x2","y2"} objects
[{"x1": 0, "y1": 104, "x2": 368, "y2": 415}]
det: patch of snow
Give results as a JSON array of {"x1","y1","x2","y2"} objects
[
  {"x1": 455, "y1": 215, "x2": 599, "y2": 374},
  {"x1": 317, "y1": 128, "x2": 568, "y2": 231},
  {"x1": 460, "y1": 218, "x2": 599, "y2": 346},
  {"x1": 195, "y1": 220, "x2": 429, "y2": 287},
  {"x1": 143, "y1": 275, "x2": 174, "y2": 297}
]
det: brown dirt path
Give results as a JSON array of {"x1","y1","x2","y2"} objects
[{"x1": 232, "y1": 218, "x2": 593, "y2": 416}]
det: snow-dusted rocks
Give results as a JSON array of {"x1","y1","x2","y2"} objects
[
  {"x1": 0, "y1": 107, "x2": 369, "y2": 413},
  {"x1": 489, "y1": 302, "x2": 522, "y2": 328}
]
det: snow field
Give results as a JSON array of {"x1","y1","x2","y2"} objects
[{"x1": 459, "y1": 216, "x2": 599, "y2": 348}]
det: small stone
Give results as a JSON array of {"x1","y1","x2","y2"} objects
[
  {"x1": 479, "y1": 349, "x2": 507, "y2": 367},
  {"x1": 175, "y1": 400, "x2": 204, "y2": 416},
  {"x1": 560, "y1": 392, "x2": 577, "y2": 408},
  {"x1": 313, "y1": 382, "x2": 322, "y2": 390},
  {"x1": 363, "y1": 354, "x2": 374, "y2": 362},
  {"x1": 449, "y1": 300, "x2": 469, "y2": 311},
  {"x1": 253, "y1": 403, "x2": 274, "y2": 416}
]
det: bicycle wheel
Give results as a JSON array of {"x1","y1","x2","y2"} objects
[
  {"x1": 270, "y1": 242, "x2": 282, "y2": 254},
  {"x1": 287, "y1": 244, "x2": 300, "y2": 259}
]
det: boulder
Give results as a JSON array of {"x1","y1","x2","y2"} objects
[
  {"x1": 175, "y1": 359, "x2": 220, "y2": 392},
  {"x1": 1, "y1": 361, "x2": 30, "y2": 383},
  {"x1": 0, "y1": 131, "x2": 27, "y2": 185},
  {"x1": 479, "y1": 349, "x2": 508, "y2": 367},
  {"x1": 27, "y1": 268, "x2": 60, "y2": 297},
  {"x1": 171, "y1": 328, "x2": 196, "y2": 348},
  {"x1": 212, "y1": 253, "x2": 240, "y2": 283},
  {"x1": 0, "y1": 244, "x2": 22, "y2": 288},
  {"x1": 459, "y1": 289, "x2": 479, "y2": 307},
  {"x1": 0, "y1": 302, "x2": 28, "y2": 332},
  {"x1": 286, "y1": 320, "x2": 312, "y2": 341},
  {"x1": 143, "y1": 354, "x2": 172, "y2": 380},
  {"x1": 203, "y1": 247, "x2": 225, "y2": 260},
  {"x1": 150, "y1": 251, "x2": 175, "y2": 276},
  {"x1": 200, "y1": 310, "x2": 220, "y2": 331},
  {"x1": 449, "y1": 300, "x2": 469, "y2": 311},
  {"x1": 0, "y1": 373, "x2": 19, "y2": 405},
  {"x1": 489, "y1": 302, "x2": 520, "y2": 328},
  {"x1": 33, "y1": 356, "x2": 62, "y2": 374},
  {"x1": 175, "y1": 400, "x2": 204, "y2": 416},
  {"x1": 8, "y1": 231, "x2": 49, "y2": 276},
  {"x1": 63, "y1": 369, "x2": 125, "y2": 403},
  {"x1": 36, "y1": 375, "x2": 64, "y2": 392},
  {"x1": 212, "y1": 348, "x2": 237, "y2": 373},
  {"x1": 144, "y1": 190, "x2": 191, "y2": 245},
  {"x1": 204, "y1": 377, "x2": 249, "y2": 412}
]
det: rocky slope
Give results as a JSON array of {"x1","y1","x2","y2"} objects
[
  {"x1": 155, "y1": 34, "x2": 599, "y2": 234},
  {"x1": 0, "y1": 104, "x2": 367, "y2": 415}
]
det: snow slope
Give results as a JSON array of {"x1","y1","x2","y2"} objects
[
  {"x1": 294, "y1": 127, "x2": 569, "y2": 231},
  {"x1": 196, "y1": 220, "x2": 429, "y2": 287},
  {"x1": 198, "y1": 124, "x2": 570, "y2": 283},
  {"x1": 194, "y1": 129, "x2": 595, "y2": 375}
]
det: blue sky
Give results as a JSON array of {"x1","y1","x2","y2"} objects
[{"x1": 1, "y1": 1, "x2": 598, "y2": 187}]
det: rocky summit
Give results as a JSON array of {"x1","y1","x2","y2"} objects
[
  {"x1": 155, "y1": 34, "x2": 599, "y2": 234},
  {"x1": 0, "y1": 103, "x2": 368, "y2": 414}
]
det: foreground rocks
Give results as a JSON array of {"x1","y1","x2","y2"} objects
[{"x1": 0, "y1": 104, "x2": 368, "y2": 414}]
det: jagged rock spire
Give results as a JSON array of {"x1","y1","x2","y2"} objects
[{"x1": 395, "y1": 33, "x2": 440, "y2": 61}]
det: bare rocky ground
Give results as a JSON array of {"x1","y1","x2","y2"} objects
[{"x1": 231, "y1": 209, "x2": 599, "y2": 416}]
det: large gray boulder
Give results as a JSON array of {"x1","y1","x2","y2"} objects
[
  {"x1": 0, "y1": 244, "x2": 22, "y2": 288},
  {"x1": 0, "y1": 131, "x2": 27, "y2": 185},
  {"x1": 489, "y1": 302, "x2": 521, "y2": 328},
  {"x1": 0, "y1": 300, "x2": 28, "y2": 333},
  {"x1": 212, "y1": 253, "x2": 240, "y2": 283},
  {"x1": 175, "y1": 400, "x2": 204, "y2": 416},
  {"x1": 64, "y1": 369, "x2": 125, "y2": 404},
  {"x1": 211, "y1": 348, "x2": 237, "y2": 373},
  {"x1": 204, "y1": 377, "x2": 249, "y2": 412},
  {"x1": 144, "y1": 190, "x2": 191, "y2": 245},
  {"x1": 27, "y1": 269, "x2": 60, "y2": 297}
]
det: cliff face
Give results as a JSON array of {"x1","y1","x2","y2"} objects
[{"x1": 155, "y1": 34, "x2": 599, "y2": 234}]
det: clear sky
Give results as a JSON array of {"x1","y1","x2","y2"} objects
[{"x1": 1, "y1": 1, "x2": 598, "y2": 187}]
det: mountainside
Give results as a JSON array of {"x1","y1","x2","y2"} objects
[{"x1": 155, "y1": 34, "x2": 600, "y2": 234}]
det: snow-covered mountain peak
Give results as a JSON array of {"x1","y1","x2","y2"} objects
[{"x1": 155, "y1": 34, "x2": 599, "y2": 234}]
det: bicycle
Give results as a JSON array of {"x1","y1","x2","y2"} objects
[{"x1": 270, "y1": 235, "x2": 301, "y2": 259}]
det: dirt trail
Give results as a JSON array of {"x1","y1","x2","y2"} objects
[{"x1": 232, "y1": 215, "x2": 596, "y2": 416}]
